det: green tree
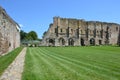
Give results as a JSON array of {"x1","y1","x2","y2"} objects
[
  {"x1": 20, "y1": 30, "x2": 38, "y2": 41},
  {"x1": 27, "y1": 31, "x2": 38, "y2": 40},
  {"x1": 20, "y1": 30, "x2": 27, "y2": 40}
]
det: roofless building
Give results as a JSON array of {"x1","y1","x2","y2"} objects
[
  {"x1": 42, "y1": 17, "x2": 120, "y2": 46},
  {"x1": 0, "y1": 6, "x2": 20, "y2": 55}
]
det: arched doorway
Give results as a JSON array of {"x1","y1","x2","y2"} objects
[
  {"x1": 90, "y1": 38, "x2": 95, "y2": 46},
  {"x1": 68, "y1": 38, "x2": 74, "y2": 46},
  {"x1": 81, "y1": 38, "x2": 85, "y2": 46},
  {"x1": 59, "y1": 38, "x2": 65, "y2": 46},
  {"x1": 99, "y1": 40, "x2": 102, "y2": 45},
  {"x1": 49, "y1": 39, "x2": 55, "y2": 46}
]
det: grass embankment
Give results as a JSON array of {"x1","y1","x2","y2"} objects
[
  {"x1": 22, "y1": 46, "x2": 120, "y2": 80},
  {"x1": 0, "y1": 47, "x2": 23, "y2": 76}
]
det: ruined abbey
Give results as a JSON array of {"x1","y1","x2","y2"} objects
[
  {"x1": 42, "y1": 17, "x2": 120, "y2": 46},
  {"x1": 0, "y1": 6, "x2": 20, "y2": 55}
]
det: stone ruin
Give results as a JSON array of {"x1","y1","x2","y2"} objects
[
  {"x1": 42, "y1": 17, "x2": 120, "y2": 46},
  {"x1": 0, "y1": 6, "x2": 20, "y2": 55}
]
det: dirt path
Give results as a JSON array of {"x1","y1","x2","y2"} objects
[{"x1": 0, "y1": 47, "x2": 27, "y2": 80}]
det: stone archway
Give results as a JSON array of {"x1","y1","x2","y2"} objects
[
  {"x1": 49, "y1": 39, "x2": 55, "y2": 46},
  {"x1": 68, "y1": 38, "x2": 74, "y2": 46},
  {"x1": 81, "y1": 38, "x2": 85, "y2": 46},
  {"x1": 90, "y1": 38, "x2": 95, "y2": 46},
  {"x1": 59, "y1": 38, "x2": 65, "y2": 46},
  {"x1": 99, "y1": 40, "x2": 102, "y2": 45}
]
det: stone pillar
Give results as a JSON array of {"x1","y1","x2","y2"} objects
[
  {"x1": 74, "y1": 38, "x2": 80, "y2": 46},
  {"x1": 65, "y1": 38, "x2": 69, "y2": 46},
  {"x1": 55, "y1": 38, "x2": 59, "y2": 46}
]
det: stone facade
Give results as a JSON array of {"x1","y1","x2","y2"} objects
[
  {"x1": 0, "y1": 6, "x2": 20, "y2": 55},
  {"x1": 42, "y1": 17, "x2": 120, "y2": 46}
]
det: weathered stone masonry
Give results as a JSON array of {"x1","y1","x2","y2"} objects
[
  {"x1": 0, "y1": 6, "x2": 20, "y2": 55},
  {"x1": 42, "y1": 17, "x2": 120, "y2": 46}
]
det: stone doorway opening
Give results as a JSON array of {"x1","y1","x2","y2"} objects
[
  {"x1": 99, "y1": 40, "x2": 102, "y2": 45},
  {"x1": 81, "y1": 38, "x2": 85, "y2": 46},
  {"x1": 90, "y1": 38, "x2": 95, "y2": 46},
  {"x1": 49, "y1": 39, "x2": 55, "y2": 46},
  {"x1": 68, "y1": 38, "x2": 74, "y2": 46},
  {"x1": 59, "y1": 38, "x2": 65, "y2": 46}
]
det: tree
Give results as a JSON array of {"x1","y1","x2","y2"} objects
[
  {"x1": 20, "y1": 30, "x2": 27, "y2": 40},
  {"x1": 20, "y1": 30, "x2": 38, "y2": 40},
  {"x1": 27, "y1": 31, "x2": 38, "y2": 40}
]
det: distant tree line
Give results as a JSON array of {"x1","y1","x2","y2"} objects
[{"x1": 20, "y1": 30, "x2": 40, "y2": 41}]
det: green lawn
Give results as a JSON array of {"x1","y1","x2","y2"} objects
[
  {"x1": 22, "y1": 46, "x2": 120, "y2": 80},
  {"x1": 0, "y1": 47, "x2": 23, "y2": 76}
]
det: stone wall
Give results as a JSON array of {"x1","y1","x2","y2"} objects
[
  {"x1": 0, "y1": 6, "x2": 20, "y2": 55},
  {"x1": 42, "y1": 17, "x2": 120, "y2": 46}
]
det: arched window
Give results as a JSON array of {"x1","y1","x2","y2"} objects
[{"x1": 116, "y1": 27, "x2": 118, "y2": 31}]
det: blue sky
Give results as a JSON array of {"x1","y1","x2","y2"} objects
[{"x1": 0, "y1": 0, "x2": 120, "y2": 38}]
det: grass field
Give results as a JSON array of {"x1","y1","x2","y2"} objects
[
  {"x1": 0, "y1": 47, "x2": 23, "y2": 76},
  {"x1": 22, "y1": 46, "x2": 120, "y2": 80}
]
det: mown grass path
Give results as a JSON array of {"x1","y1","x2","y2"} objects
[{"x1": 22, "y1": 46, "x2": 120, "y2": 80}]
